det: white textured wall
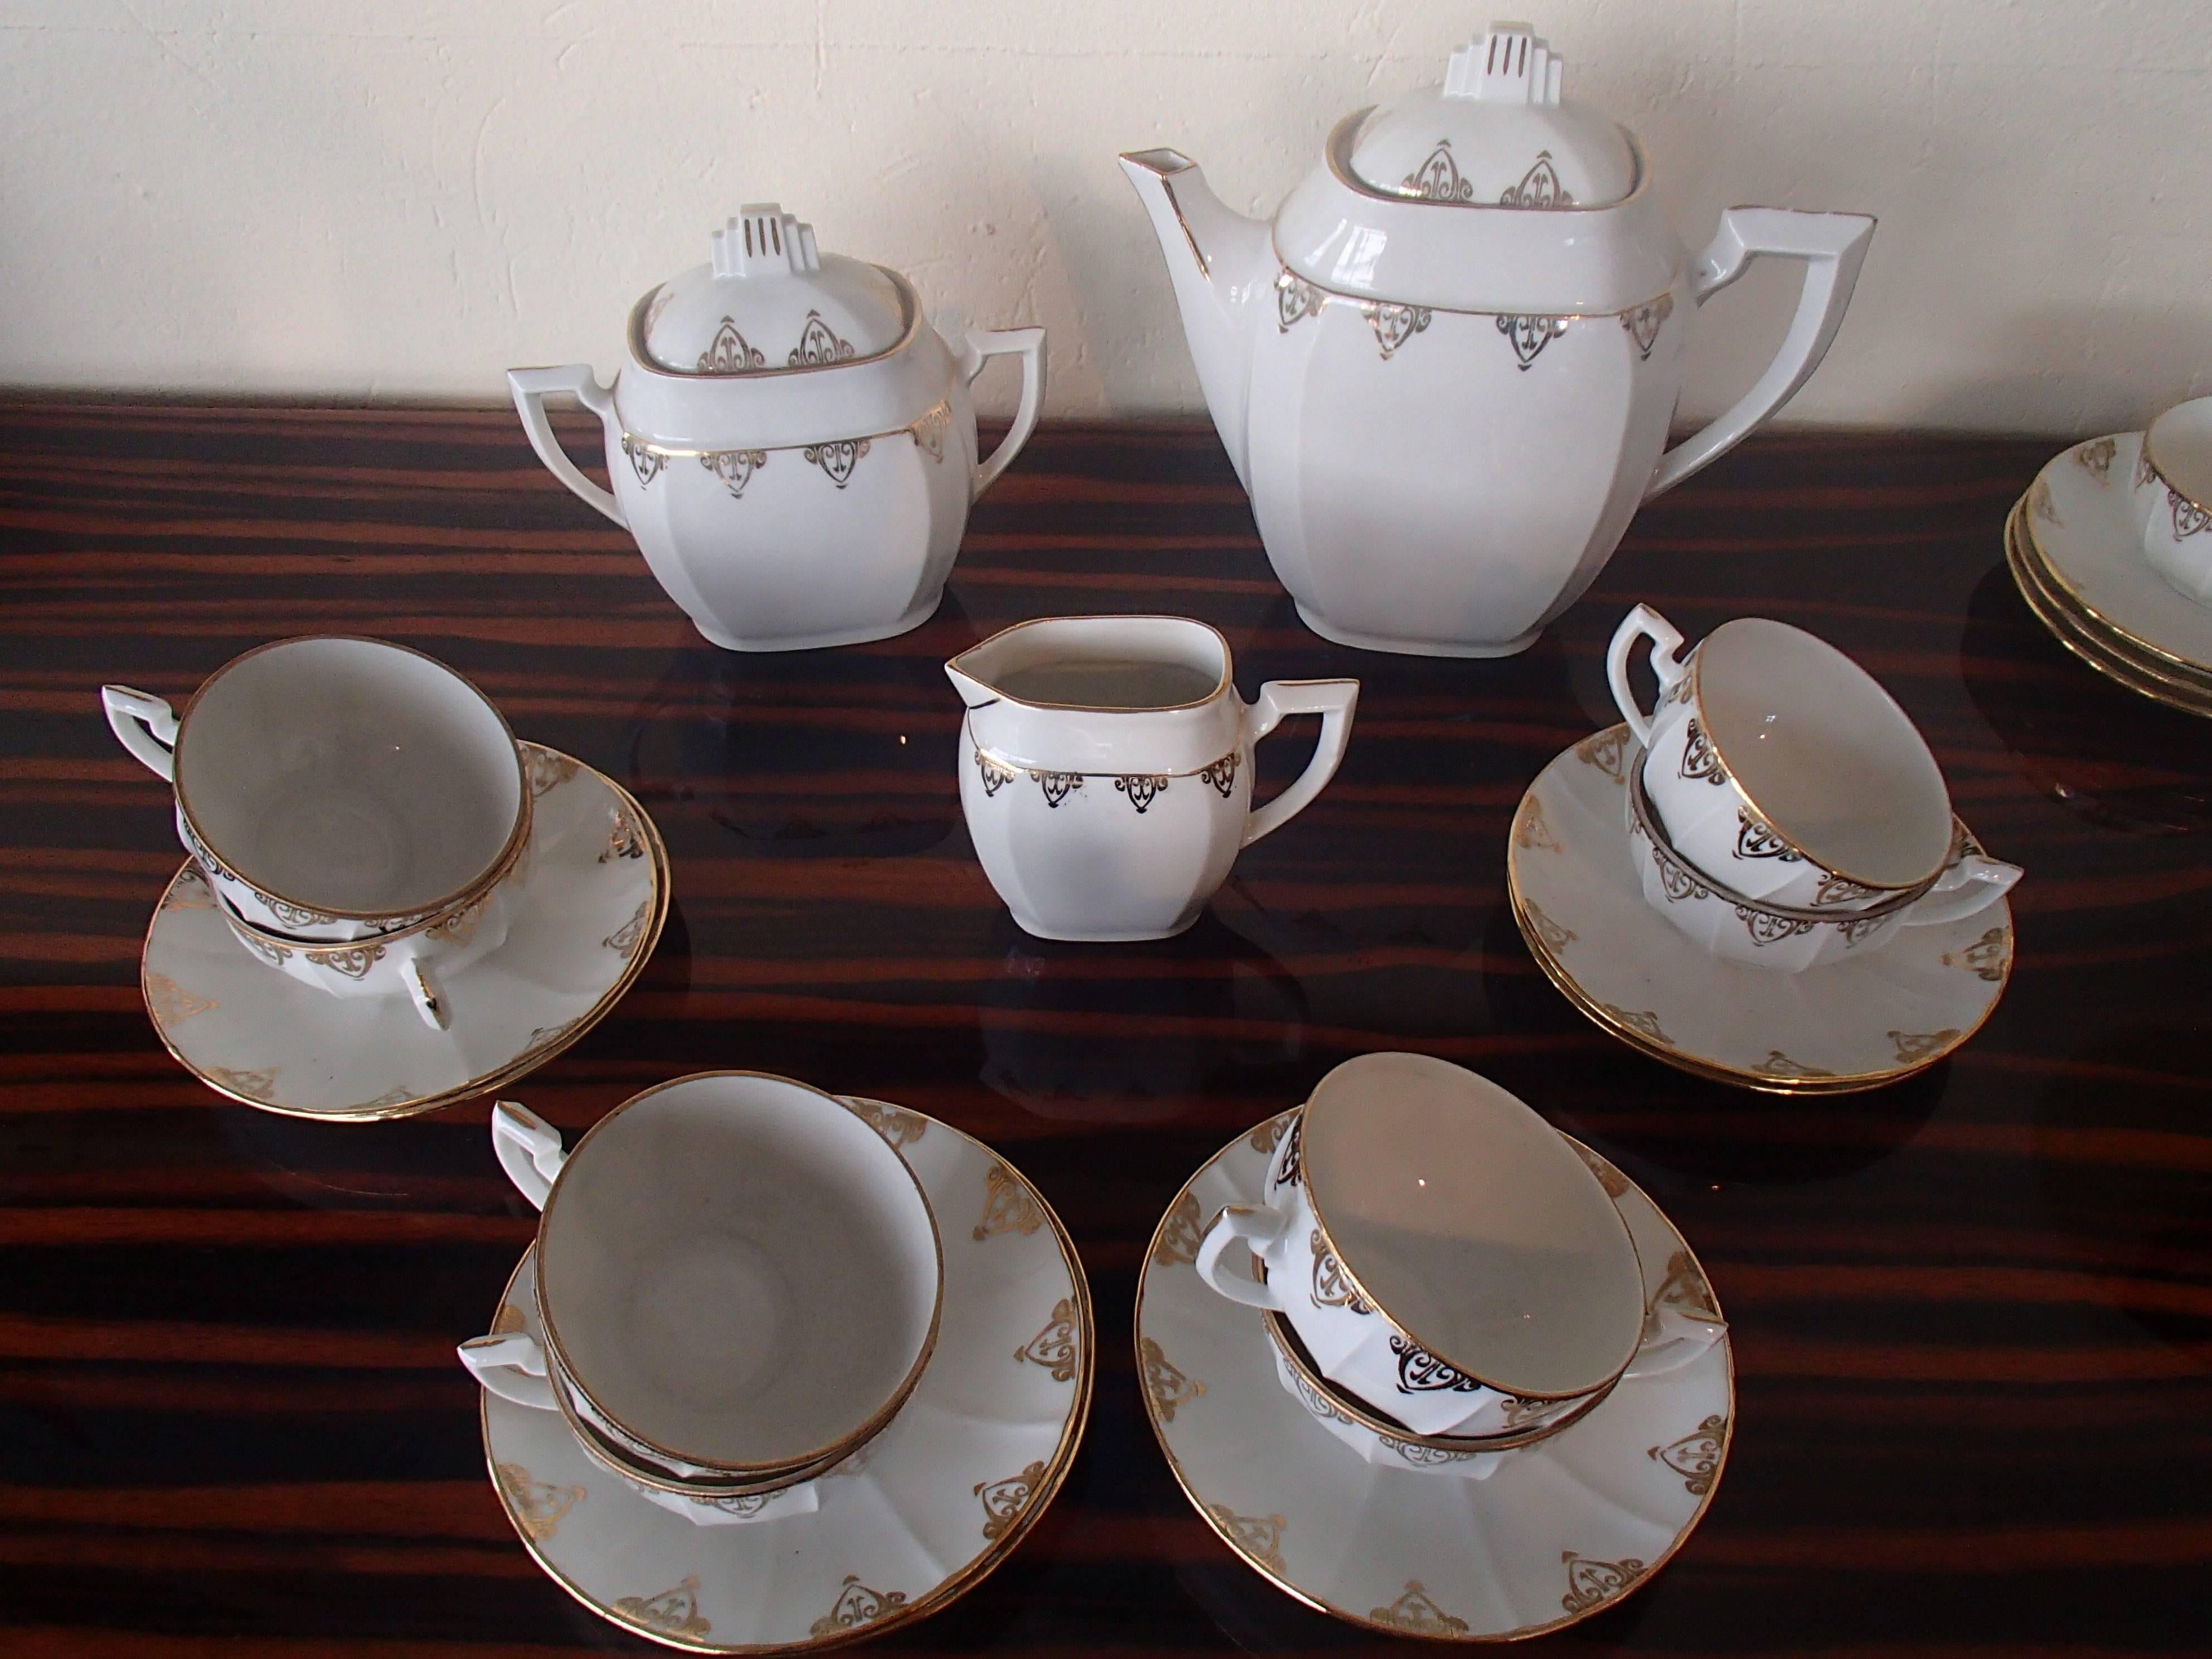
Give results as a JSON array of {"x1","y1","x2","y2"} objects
[{"x1": 2, "y1": 1, "x2": 2207, "y2": 433}]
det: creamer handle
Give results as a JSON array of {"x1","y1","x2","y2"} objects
[
  {"x1": 1241, "y1": 679, "x2": 1360, "y2": 847},
  {"x1": 1646, "y1": 209, "x2": 1875, "y2": 499},
  {"x1": 960, "y1": 328, "x2": 1046, "y2": 499},
  {"x1": 507, "y1": 365, "x2": 626, "y2": 526}
]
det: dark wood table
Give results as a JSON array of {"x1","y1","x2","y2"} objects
[{"x1": 3, "y1": 405, "x2": 2209, "y2": 1655}]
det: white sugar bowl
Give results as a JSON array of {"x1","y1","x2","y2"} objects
[{"x1": 510, "y1": 205, "x2": 1045, "y2": 652}]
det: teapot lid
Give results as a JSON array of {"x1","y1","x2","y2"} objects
[
  {"x1": 637, "y1": 205, "x2": 910, "y2": 375},
  {"x1": 1348, "y1": 22, "x2": 1637, "y2": 209}
]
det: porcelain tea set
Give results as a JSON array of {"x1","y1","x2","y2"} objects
[{"x1": 86, "y1": 17, "x2": 2120, "y2": 1647}]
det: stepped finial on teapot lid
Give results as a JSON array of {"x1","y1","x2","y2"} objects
[
  {"x1": 1443, "y1": 22, "x2": 1564, "y2": 106},
  {"x1": 710, "y1": 205, "x2": 821, "y2": 278}
]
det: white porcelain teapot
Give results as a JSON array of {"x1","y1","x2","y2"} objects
[
  {"x1": 510, "y1": 205, "x2": 1045, "y2": 652},
  {"x1": 1120, "y1": 22, "x2": 1874, "y2": 658}
]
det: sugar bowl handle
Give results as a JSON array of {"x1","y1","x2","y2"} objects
[
  {"x1": 100, "y1": 685, "x2": 180, "y2": 782},
  {"x1": 1240, "y1": 679, "x2": 1361, "y2": 847},
  {"x1": 1194, "y1": 1203, "x2": 1294, "y2": 1310},
  {"x1": 457, "y1": 1332, "x2": 558, "y2": 1412},
  {"x1": 507, "y1": 365, "x2": 626, "y2": 527},
  {"x1": 491, "y1": 1100, "x2": 565, "y2": 1211},
  {"x1": 958, "y1": 328, "x2": 1047, "y2": 499},
  {"x1": 1605, "y1": 605, "x2": 1689, "y2": 749}
]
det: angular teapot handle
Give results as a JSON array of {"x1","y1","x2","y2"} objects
[
  {"x1": 958, "y1": 328, "x2": 1046, "y2": 500},
  {"x1": 507, "y1": 365, "x2": 627, "y2": 527},
  {"x1": 1645, "y1": 209, "x2": 1875, "y2": 501}
]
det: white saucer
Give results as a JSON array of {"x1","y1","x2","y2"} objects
[
  {"x1": 1507, "y1": 729, "x2": 2012, "y2": 1093},
  {"x1": 1138, "y1": 1113, "x2": 1733, "y2": 1640},
  {"x1": 483, "y1": 1100, "x2": 1092, "y2": 1653},
  {"x1": 141, "y1": 743, "x2": 668, "y2": 1120},
  {"x1": 2024, "y1": 433, "x2": 2212, "y2": 678}
]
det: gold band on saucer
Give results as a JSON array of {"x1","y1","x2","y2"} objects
[{"x1": 2007, "y1": 500, "x2": 2212, "y2": 718}]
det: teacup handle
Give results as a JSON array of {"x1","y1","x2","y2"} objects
[
  {"x1": 1901, "y1": 853, "x2": 2022, "y2": 929},
  {"x1": 1604, "y1": 605, "x2": 1689, "y2": 749},
  {"x1": 406, "y1": 959, "x2": 452, "y2": 1033},
  {"x1": 492, "y1": 1100, "x2": 565, "y2": 1211},
  {"x1": 957, "y1": 327, "x2": 1047, "y2": 499},
  {"x1": 1623, "y1": 1304, "x2": 1729, "y2": 1381},
  {"x1": 1194, "y1": 1204, "x2": 1294, "y2": 1310},
  {"x1": 1240, "y1": 680, "x2": 1361, "y2": 847},
  {"x1": 457, "y1": 1332, "x2": 558, "y2": 1411},
  {"x1": 100, "y1": 685, "x2": 180, "y2": 782}
]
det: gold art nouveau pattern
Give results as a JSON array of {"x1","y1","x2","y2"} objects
[
  {"x1": 1151, "y1": 1190, "x2": 1204, "y2": 1266},
  {"x1": 1561, "y1": 1550, "x2": 1645, "y2": 1613},
  {"x1": 1649, "y1": 1413, "x2": 1728, "y2": 1495},
  {"x1": 1139, "y1": 1337, "x2": 1205, "y2": 1422},
  {"x1": 1370, "y1": 1579, "x2": 1469, "y2": 1636},
  {"x1": 1204, "y1": 1505, "x2": 1284, "y2": 1573},
  {"x1": 808, "y1": 1574, "x2": 907, "y2": 1639},
  {"x1": 615, "y1": 1576, "x2": 711, "y2": 1637},
  {"x1": 495, "y1": 1462, "x2": 582, "y2": 1542},
  {"x1": 973, "y1": 1162, "x2": 1044, "y2": 1240},
  {"x1": 1015, "y1": 1298, "x2": 1081, "y2": 1381},
  {"x1": 974, "y1": 1460, "x2": 1045, "y2": 1540},
  {"x1": 841, "y1": 1094, "x2": 928, "y2": 1148}
]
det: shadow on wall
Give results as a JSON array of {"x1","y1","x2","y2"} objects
[{"x1": 1908, "y1": 303, "x2": 2212, "y2": 438}]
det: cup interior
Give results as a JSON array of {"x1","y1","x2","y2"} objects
[
  {"x1": 1299, "y1": 1053, "x2": 1645, "y2": 1398},
  {"x1": 957, "y1": 615, "x2": 1229, "y2": 711},
  {"x1": 1696, "y1": 619, "x2": 1951, "y2": 888},
  {"x1": 174, "y1": 638, "x2": 523, "y2": 915},
  {"x1": 536, "y1": 1073, "x2": 939, "y2": 1471},
  {"x1": 2146, "y1": 397, "x2": 2212, "y2": 510}
]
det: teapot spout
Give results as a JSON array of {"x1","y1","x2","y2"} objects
[{"x1": 1118, "y1": 149, "x2": 1269, "y2": 491}]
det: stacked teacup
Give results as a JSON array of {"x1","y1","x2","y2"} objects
[
  {"x1": 1604, "y1": 605, "x2": 2020, "y2": 973},
  {"x1": 101, "y1": 637, "x2": 533, "y2": 1028},
  {"x1": 459, "y1": 1074, "x2": 942, "y2": 1524},
  {"x1": 1192, "y1": 1053, "x2": 1723, "y2": 1476}
]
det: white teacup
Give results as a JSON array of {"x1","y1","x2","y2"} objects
[
  {"x1": 1607, "y1": 605, "x2": 1956, "y2": 910},
  {"x1": 215, "y1": 868, "x2": 518, "y2": 1030},
  {"x1": 1626, "y1": 758, "x2": 2019, "y2": 973},
  {"x1": 946, "y1": 615, "x2": 1358, "y2": 942},
  {"x1": 2132, "y1": 397, "x2": 2212, "y2": 605},
  {"x1": 458, "y1": 1077, "x2": 942, "y2": 1485},
  {"x1": 1192, "y1": 1054, "x2": 1719, "y2": 1438},
  {"x1": 101, "y1": 637, "x2": 530, "y2": 942}
]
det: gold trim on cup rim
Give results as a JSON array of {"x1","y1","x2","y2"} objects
[
  {"x1": 139, "y1": 747, "x2": 670, "y2": 1123},
  {"x1": 948, "y1": 614, "x2": 1235, "y2": 715},
  {"x1": 483, "y1": 1118, "x2": 1094, "y2": 1657},
  {"x1": 1291, "y1": 1097, "x2": 1647, "y2": 1403},
  {"x1": 531, "y1": 1070, "x2": 947, "y2": 1480},
  {"x1": 1505, "y1": 846, "x2": 2009, "y2": 1095},
  {"x1": 212, "y1": 814, "x2": 530, "y2": 953},
  {"x1": 1261, "y1": 1308, "x2": 1618, "y2": 1453},
  {"x1": 1677, "y1": 636, "x2": 1950, "y2": 894},
  {"x1": 1134, "y1": 1111, "x2": 1736, "y2": 1645},
  {"x1": 171, "y1": 635, "x2": 535, "y2": 923}
]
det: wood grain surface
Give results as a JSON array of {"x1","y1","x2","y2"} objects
[{"x1": 1, "y1": 403, "x2": 2208, "y2": 1655}]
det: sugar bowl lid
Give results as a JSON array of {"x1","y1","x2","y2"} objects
[
  {"x1": 1348, "y1": 21, "x2": 1637, "y2": 209},
  {"x1": 636, "y1": 205, "x2": 910, "y2": 375},
  {"x1": 1299, "y1": 1052, "x2": 1646, "y2": 1398}
]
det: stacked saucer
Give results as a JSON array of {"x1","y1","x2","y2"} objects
[
  {"x1": 2006, "y1": 425, "x2": 2212, "y2": 719},
  {"x1": 1507, "y1": 605, "x2": 2020, "y2": 1092},
  {"x1": 464, "y1": 1074, "x2": 1092, "y2": 1651},
  {"x1": 1140, "y1": 1054, "x2": 1733, "y2": 1639},
  {"x1": 108, "y1": 637, "x2": 667, "y2": 1119}
]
